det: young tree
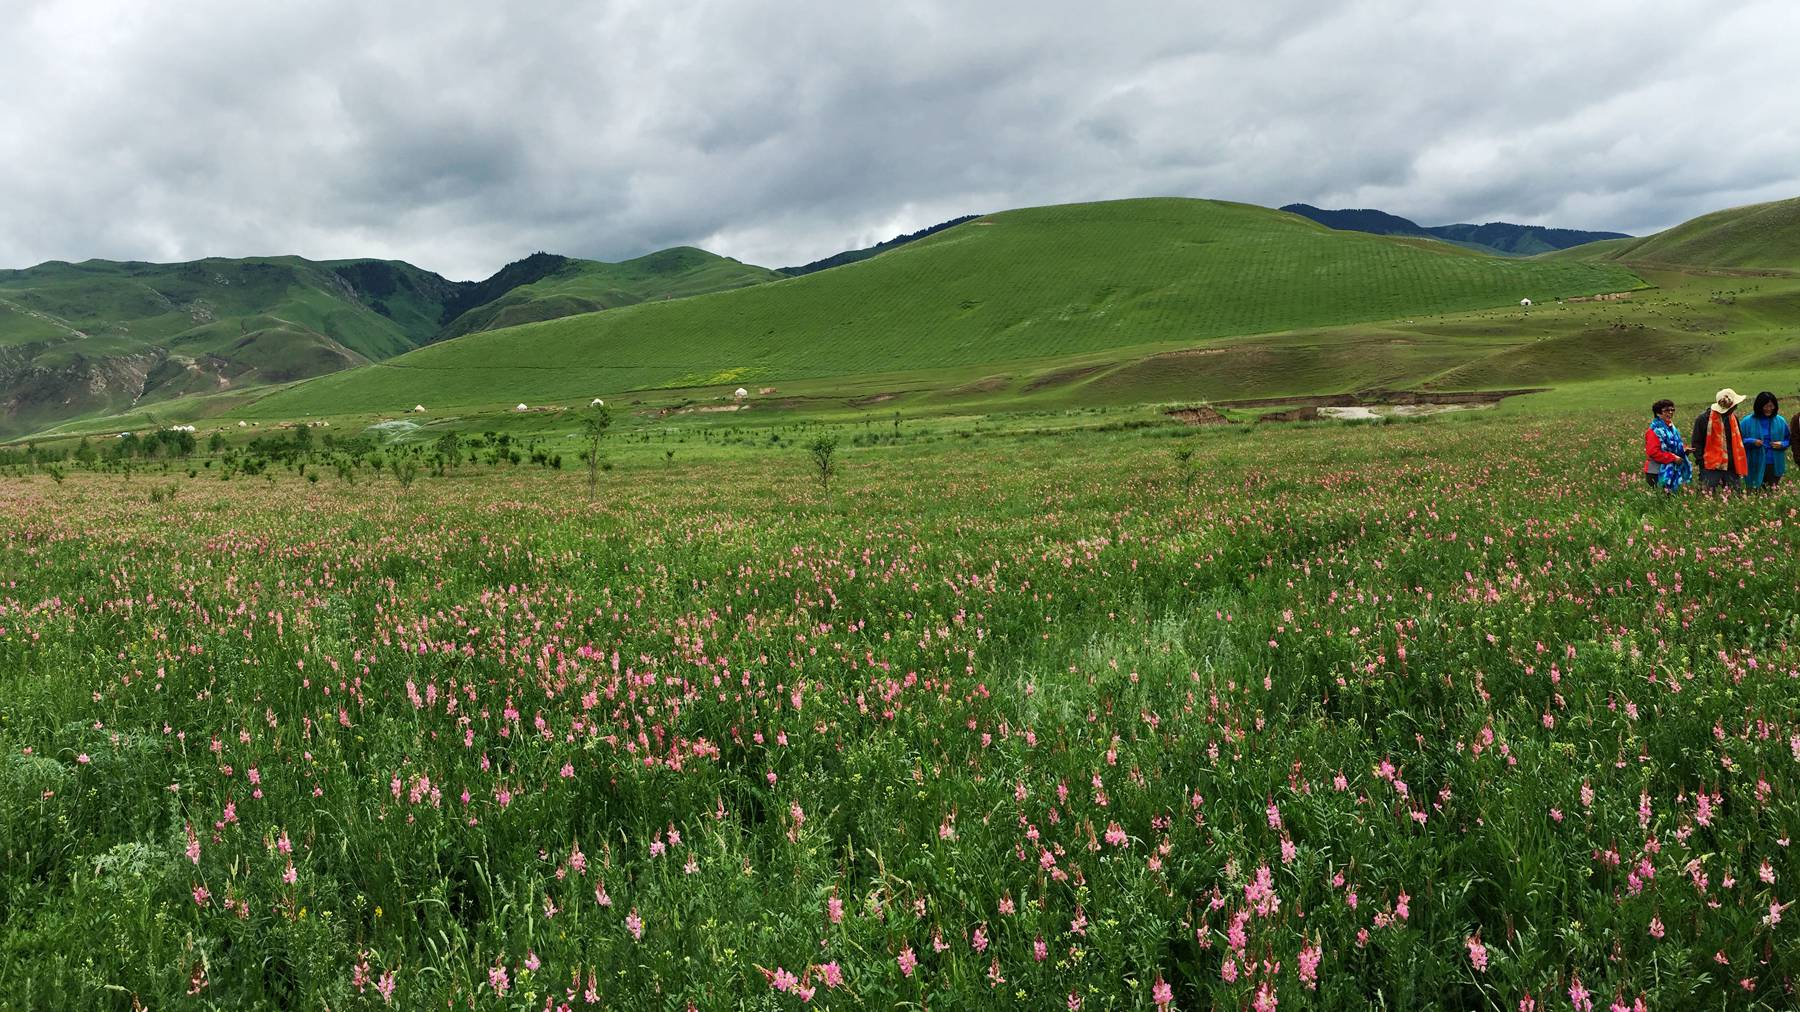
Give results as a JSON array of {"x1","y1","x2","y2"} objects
[
  {"x1": 808, "y1": 434, "x2": 839, "y2": 494},
  {"x1": 434, "y1": 431, "x2": 462, "y2": 476},
  {"x1": 583, "y1": 402, "x2": 613, "y2": 498}
]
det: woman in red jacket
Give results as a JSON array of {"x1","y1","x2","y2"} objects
[{"x1": 1644, "y1": 399, "x2": 1691, "y2": 491}]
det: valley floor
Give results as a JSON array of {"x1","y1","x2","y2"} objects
[{"x1": 3, "y1": 411, "x2": 1798, "y2": 1009}]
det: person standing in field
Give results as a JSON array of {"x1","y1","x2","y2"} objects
[
  {"x1": 1793, "y1": 401, "x2": 1800, "y2": 471},
  {"x1": 1691, "y1": 388, "x2": 1748, "y2": 492},
  {"x1": 1643, "y1": 399, "x2": 1691, "y2": 491},
  {"x1": 1741, "y1": 391, "x2": 1788, "y2": 491}
]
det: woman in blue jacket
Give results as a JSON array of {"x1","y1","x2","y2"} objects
[{"x1": 1742, "y1": 391, "x2": 1789, "y2": 490}]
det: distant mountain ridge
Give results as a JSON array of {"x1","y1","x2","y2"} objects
[
  {"x1": 779, "y1": 215, "x2": 982, "y2": 275},
  {"x1": 1281, "y1": 203, "x2": 1629, "y2": 256}
]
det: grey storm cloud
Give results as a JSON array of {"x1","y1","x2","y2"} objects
[{"x1": 2, "y1": 0, "x2": 1797, "y2": 280}]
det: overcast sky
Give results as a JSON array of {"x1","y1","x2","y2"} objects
[{"x1": 2, "y1": 0, "x2": 1796, "y2": 280}]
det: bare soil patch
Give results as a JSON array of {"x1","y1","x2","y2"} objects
[{"x1": 1165, "y1": 405, "x2": 1233, "y2": 425}]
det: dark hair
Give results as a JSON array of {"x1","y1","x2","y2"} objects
[
  {"x1": 1754, "y1": 391, "x2": 1780, "y2": 416},
  {"x1": 1651, "y1": 399, "x2": 1674, "y2": 416}
]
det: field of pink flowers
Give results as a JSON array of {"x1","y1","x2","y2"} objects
[{"x1": 2, "y1": 416, "x2": 1798, "y2": 1009}]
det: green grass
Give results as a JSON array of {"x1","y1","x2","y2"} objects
[
  {"x1": 235, "y1": 199, "x2": 1643, "y2": 418},
  {"x1": 4, "y1": 412, "x2": 1799, "y2": 1008}
]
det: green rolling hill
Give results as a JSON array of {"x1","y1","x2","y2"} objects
[
  {"x1": 1565, "y1": 196, "x2": 1800, "y2": 272},
  {"x1": 235, "y1": 198, "x2": 1643, "y2": 418}
]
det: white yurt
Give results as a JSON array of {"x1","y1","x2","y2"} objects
[{"x1": 515, "y1": 403, "x2": 529, "y2": 412}]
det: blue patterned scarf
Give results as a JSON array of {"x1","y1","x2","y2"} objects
[{"x1": 1651, "y1": 417, "x2": 1691, "y2": 491}]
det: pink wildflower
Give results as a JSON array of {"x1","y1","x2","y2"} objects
[
  {"x1": 1466, "y1": 935, "x2": 1488, "y2": 972},
  {"x1": 1297, "y1": 941, "x2": 1321, "y2": 988},
  {"x1": 1569, "y1": 975, "x2": 1593, "y2": 1012},
  {"x1": 1244, "y1": 864, "x2": 1280, "y2": 916}
]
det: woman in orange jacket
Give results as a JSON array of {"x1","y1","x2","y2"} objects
[{"x1": 1690, "y1": 388, "x2": 1748, "y2": 492}]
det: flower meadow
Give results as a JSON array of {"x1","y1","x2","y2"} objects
[{"x1": 3, "y1": 415, "x2": 1799, "y2": 1010}]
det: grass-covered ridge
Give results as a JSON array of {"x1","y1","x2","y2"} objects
[
  {"x1": 1569, "y1": 196, "x2": 1800, "y2": 272},
  {"x1": 242, "y1": 199, "x2": 1644, "y2": 416},
  {"x1": 436, "y1": 247, "x2": 781, "y2": 340}
]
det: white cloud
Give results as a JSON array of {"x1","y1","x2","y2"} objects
[{"x1": 1, "y1": 0, "x2": 1796, "y2": 279}]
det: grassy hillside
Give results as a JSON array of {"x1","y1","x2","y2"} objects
[
  {"x1": 1574, "y1": 196, "x2": 1800, "y2": 271},
  {"x1": 0, "y1": 256, "x2": 450, "y2": 435},
  {"x1": 242, "y1": 198, "x2": 1642, "y2": 416},
  {"x1": 437, "y1": 248, "x2": 780, "y2": 339},
  {"x1": 778, "y1": 215, "x2": 981, "y2": 276},
  {"x1": 0, "y1": 256, "x2": 435, "y2": 357},
  {"x1": 0, "y1": 247, "x2": 785, "y2": 437}
]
